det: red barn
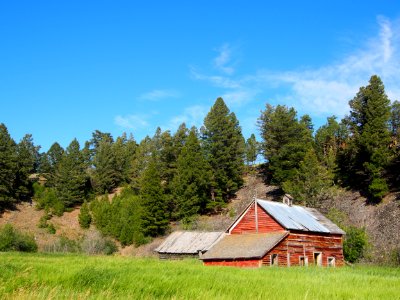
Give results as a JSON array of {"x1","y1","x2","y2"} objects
[{"x1": 200, "y1": 198, "x2": 345, "y2": 267}]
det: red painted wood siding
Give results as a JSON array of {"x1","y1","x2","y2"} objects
[
  {"x1": 204, "y1": 259, "x2": 261, "y2": 268},
  {"x1": 262, "y1": 232, "x2": 344, "y2": 267},
  {"x1": 231, "y1": 203, "x2": 284, "y2": 234}
]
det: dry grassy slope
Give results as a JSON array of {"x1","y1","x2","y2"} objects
[
  {"x1": 320, "y1": 190, "x2": 400, "y2": 262},
  {"x1": 1, "y1": 174, "x2": 399, "y2": 260},
  {"x1": 0, "y1": 202, "x2": 86, "y2": 250}
]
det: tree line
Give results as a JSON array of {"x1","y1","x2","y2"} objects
[
  {"x1": 0, "y1": 98, "x2": 248, "y2": 241},
  {"x1": 1, "y1": 74, "x2": 398, "y2": 245},
  {"x1": 259, "y1": 75, "x2": 400, "y2": 205}
]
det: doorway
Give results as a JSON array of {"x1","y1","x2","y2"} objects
[{"x1": 313, "y1": 252, "x2": 322, "y2": 266}]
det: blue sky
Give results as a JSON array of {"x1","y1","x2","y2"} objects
[{"x1": 1, "y1": 1, "x2": 400, "y2": 151}]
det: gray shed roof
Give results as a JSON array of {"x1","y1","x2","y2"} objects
[
  {"x1": 200, "y1": 232, "x2": 288, "y2": 260},
  {"x1": 303, "y1": 207, "x2": 346, "y2": 235},
  {"x1": 155, "y1": 231, "x2": 225, "y2": 254},
  {"x1": 256, "y1": 199, "x2": 344, "y2": 234}
]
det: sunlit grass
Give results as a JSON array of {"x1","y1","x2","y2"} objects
[{"x1": 1, "y1": 252, "x2": 399, "y2": 299}]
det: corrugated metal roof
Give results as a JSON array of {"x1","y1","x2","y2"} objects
[
  {"x1": 303, "y1": 207, "x2": 346, "y2": 235},
  {"x1": 257, "y1": 199, "x2": 331, "y2": 233},
  {"x1": 200, "y1": 232, "x2": 288, "y2": 260},
  {"x1": 155, "y1": 231, "x2": 225, "y2": 254}
]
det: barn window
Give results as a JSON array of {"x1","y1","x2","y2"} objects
[
  {"x1": 299, "y1": 256, "x2": 308, "y2": 266},
  {"x1": 271, "y1": 254, "x2": 278, "y2": 266},
  {"x1": 313, "y1": 252, "x2": 322, "y2": 266},
  {"x1": 327, "y1": 257, "x2": 335, "y2": 267}
]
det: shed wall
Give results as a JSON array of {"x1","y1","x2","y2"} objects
[
  {"x1": 262, "y1": 233, "x2": 344, "y2": 267},
  {"x1": 231, "y1": 203, "x2": 284, "y2": 234},
  {"x1": 204, "y1": 259, "x2": 261, "y2": 268},
  {"x1": 159, "y1": 253, "x2": 198, "y2": 260}
]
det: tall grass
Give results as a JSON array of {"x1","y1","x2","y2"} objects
[{"x1": 0, "y1": 252, "x2": 399, "y2": 299}]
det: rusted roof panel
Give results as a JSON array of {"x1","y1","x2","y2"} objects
[
  {"x1": 200, "y1": 232, "x2": 288, "y2": 260},
  {"x1": 257, "y1": 199, "x2": 332, "y2": 233},
  {"x1": 155, "y1": 231, "x2": 225, "y2": 254}
]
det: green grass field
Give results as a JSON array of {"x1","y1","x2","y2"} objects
[{"x1": 0, "y1": 253, "x2": 399, "y2": 299}]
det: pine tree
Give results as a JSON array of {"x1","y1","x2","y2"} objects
[
  {"x1": 113, "y1": 133, "x2": 137, "y2": 184},
  {"x1": 172, "y1": 123, "x2": 188, "y2": 159},
  {"x1": 41, "y1": 142, "x2": 64, "y2": 186},
  {"x1": 345, "y1": 75, "x2": 391, "y2": 201},
  {"x1": 389, "y1": 101, "x2": 400, "y2": 184},
  {"x1": 139, "y1": 157, "x2": 169, "y2": 236},
  {"x1": 245, "y1": 134, "x2": 259, "y2": 166},
  {"x1": 151, "y1": 128, "x2": 176, "y2": 188},
  {"x1": 92, "y1": 140, "x2": 118, "y2": 194},
  {"x1": 54, "y1": 139, "x2": 88, "y2": 207},
  {"x1": 14, "y1": 134, "x2": 39, "y2": 200},
  {"x1": 282, "y1": 149, "x2": 334, "y2": 207},
  {"x1": 78, "y1": 201, "x2": 92, "y2": 229},
  {"x1": 390, "y1": 100, "x2": 400, "y2": 146},
  {"x1": 172, "y1": 127, "x2": 211, "y2": 220},
  {"x1": 89, "y1": 130, "x2": 114, "y2": 160},
  {"x1": 258, "y1": 104, "x2": 313, "y2": 184},
  {"x1": 0, "y1": 124, "x2": 17, "y2": 208},
  {"x1": 130, "y1": 136, "x2": 153, "y2": 193},
  {"x1": 202, "y1": 98, "x2": 245, "y2": 207},
  {"x1": 315, "y1": 116, "x2": 349, "y2": 173}
]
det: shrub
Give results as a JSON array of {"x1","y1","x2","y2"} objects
[
  {"x1": 90, "y1": 189, "x2": 145, "y2": 246},
  {"x1": 33, "y1": 183, "x2": 64, "y2": 216},
  {"x1": 43, "y1": 236, "x2": 80, "y2": 253},
  {"x1": 38, "y1": 213, "x2": 51, "y2": 228},
  {"x1": 343, "y1": 225, "x2": 368, "y2": 263},
  {"x1": 327, "y1": 208, "x2": 369, "y2": 263},
  {"x1": 43, "y1": 231, "x2": 118, "y2": 255},
  {"x1": 390, "y1": 248, "x2": 400, "y2": 266},
  {"x1": 81, "y1": 230, "x2": 118, "y2": 255},
  {"x1": 78, "y1": 201, "x2": 92, "y2": 229},
  {"x1": 368, "y1": 177, "x2": 389, "y2": 202},
  {"x1": 47, "y1": 223, "x2": 56, "y2": 234},
  {"x1": 0, "y1": 224, "x2": 38, "y2": 252}
]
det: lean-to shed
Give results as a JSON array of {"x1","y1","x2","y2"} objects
[
  {"x1": 200, "y1": 198, "x2": 345, "y2": 267},
  {"x1": 155, "y1": 231, "x2": 225, "y2": 259}
]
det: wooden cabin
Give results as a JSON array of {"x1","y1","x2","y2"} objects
[
  {"x1": 155, "y1": 231, "x2": 225, "y2": 259},
  {"x1": 200, "y1": 198, "x2": 345, "y2": 267}
]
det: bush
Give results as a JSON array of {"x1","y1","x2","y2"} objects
[
  {"x1": 80, "y1": 231, "x2": 118, "y2": 255},
  {"x1": 368, "y1": 177, "x2": 389, "y2": 202},
  {"x1": 38, "y1": 213, "x2": 51, "y2": 228},
  {"x1": 78, "y1": 201, "x2": 92, "y2": 229},
  {"x1": 33, "y1": 183, "x2": 64, "y2": 216},
  {"x1": 0, "y1": 224, "x2": 38, "y2": 252},
  {"x1": 343, "y1": 225, "x2": 368, "y2": 263},
  {"x1": 390, "y1": 248, "x2": 400, "y2": 266},
  {"x1": 38, "y1": 212, "x2": 56, "y2": 233},
  {"x1": 47, "y1": 223, "x2": 56, "y2": 234},
  {"x1": 327, "y1": 209, "x2": 369, "y2": 263},
  {"x1": 44, "y1": 231, "x2": 118, "y2": 255},
  {"x1": 90, "y1": 189, "x2": 145, "y2": 246},
  {"x1": 43, "y1": 236, "x2": 80, "y2": 253}
]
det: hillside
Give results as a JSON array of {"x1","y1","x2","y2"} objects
[{"x1": 1, "y1": 173, "x2": 399, "y2": 262}]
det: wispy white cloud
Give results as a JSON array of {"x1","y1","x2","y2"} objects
[
  {"x1": 191, "y1": 44, "x2": 258, "y2": 107},
  {"x1": 166, "y1": 105, "x2": 208, "y2": 131},
  {"x1": 138, "y1": 89, "x2": 181, "y2": 101},
  {"x1": 190, "y1": 66, "x2": 242, "y2": 89},
  {"x1": 221, "y1": 89, "x2": 260, "y2": 107},
  {"x1": 262, "y1": 16, "x2": 400, "y2": 116},
  {"x1": 214, "y1": 44, "x2": 235, "y2": 75},
  {"x1": 114, "y1": 114, "x2": 149, "y2": 130},
  {"x1": 194, "y1": 17, "x2": 400, "y2": 118}
]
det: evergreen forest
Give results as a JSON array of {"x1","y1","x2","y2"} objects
[{"x1": 1, "y1": 75, "x2": 399, "y2": 246}]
